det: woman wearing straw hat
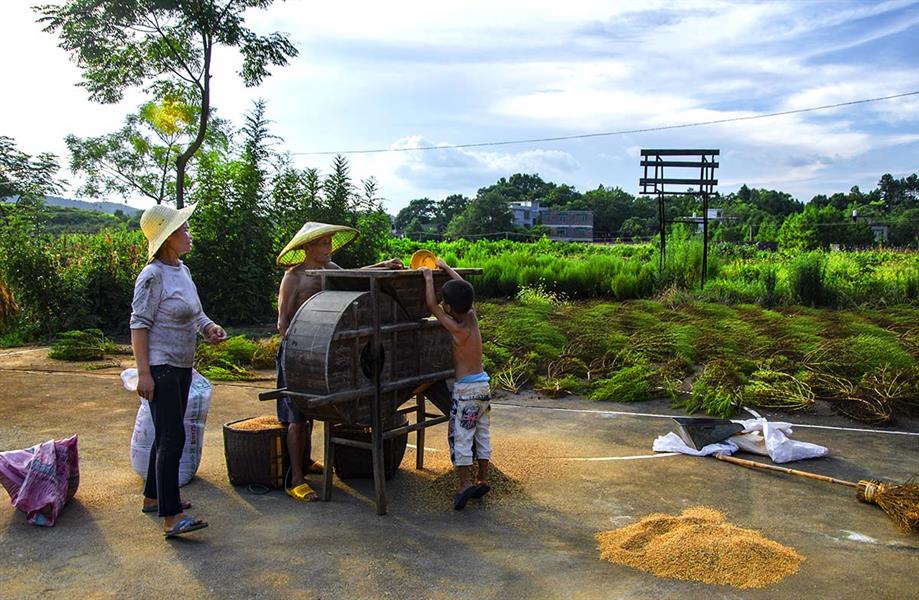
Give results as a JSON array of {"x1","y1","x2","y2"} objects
[
  {"x1": 275, "y1": 222, "x2": 402, "y2": 502},
  {"x1": 130, "y1": 204, "x2": 226, "y2": 538}
]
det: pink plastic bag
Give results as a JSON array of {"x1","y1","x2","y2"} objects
[{"x1": 0, "y1": 436, "x2": 80, "y2": 526}]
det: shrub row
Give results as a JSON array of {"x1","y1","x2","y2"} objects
[{"x1": 2, "y1": 227, "x2": 917, "y2": 341}]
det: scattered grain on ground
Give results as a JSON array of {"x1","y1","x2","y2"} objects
[
  {"x1": 75, "y1": 470, "x2": 139, "y2": 508},
  {"x1": 401, "y1": 436, "x2": 582, "y2": 510},
  {"x1": 595, "y1": 506, "x2": 804, "y2": 589}
]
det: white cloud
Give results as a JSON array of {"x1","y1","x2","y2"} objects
[
  {"x1": 343, "y1": 136, "x2": 580, "y2": 208},
  {"x1": 2, "y1": 0, "x2": 917, "y2": 212}
]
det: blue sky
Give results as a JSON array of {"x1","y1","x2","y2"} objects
[{"x1": 2, "y1": 0, "x2": 917, "y2": 213}]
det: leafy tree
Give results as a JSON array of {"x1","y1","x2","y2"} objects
[
  {"x1": 66, "y1": 93, "x2": 230, "y2": 204},
  {"x1": 568, "y1": 186, "x2": 654, "y2": 237},
  {"x1": 711, "y1": 223, "x2": 746, "y2": 243},
  {"x1": 0, "y1": 136, "x2": 63, "y2": 201},
  {"x1": 335, "y1": 176, "x2": 394, "y2": 266},
  {"x1": 446, "y1": 189, "x2": 514, "y2": 238},
  {"x1": 323, "y1": 154, "x2": 354, "y2": 218},
  {"x1": 436, "y1": 194, "x2": 470, "y2": 227},
  {"x1": 754, "y1": 219, "x2": 781, "y2": 242},
  {"x1": 395, "y1": 198, "x2": 437, "y2": 233},
  {"x1": 748, "y1": 188, "x2": 802, "y2": 217},
  {"x1": 778, "y1": 205, "x2": 874, "y2": 250},
  {"x1": 0, "y1": 137, "x2": 66, "y2": 336},
  {"x1": 541, "y1": 183, "x2": 581, "y2": 208},
  {"x1": 185, "y1": 100, "x2": 274, "y2": 323},
  {"x1": 270, "y1": 162, "x2": 323, "y2": 251},
  {"x1": 37, "y1": 0, "x2": 297, "y2": 207},
  {"x1": 618, "y1": 216, "x2": 650, "y2": 240},
  {"x1": 267, "y1": 150, "x2": 391, "y2": 268},
  {"x1": 810, "y1": 192, "x2": 850, "y2": 211},
  {"x1": 889, "y1": 208, "x2": 919, "y2": 247},
  {"x1": 877, "y1": 173, "x2": 919, "y2": 210},
  {"x1": 477, "y1": 173, "x2": 555, "y2": 204}
]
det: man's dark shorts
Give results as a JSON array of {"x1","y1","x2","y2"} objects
[{"x1": 275, "y1": 340, "x2": 309, "y2": 424}]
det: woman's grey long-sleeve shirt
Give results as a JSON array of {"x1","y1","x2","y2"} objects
[{"x1": 129, "y1": 260, "x2": 213, "y2": 368}]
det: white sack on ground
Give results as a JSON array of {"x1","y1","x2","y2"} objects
[
  {"x1": 121, "y1": 368, "x2": 212, "y2": 486},
  {"x1": 733, "y1": 418, "x2": 828, "y2": 463},
  {"x1": 652, "y1": 418, "x2": 828, "y2": 463},
  {"x1": 652, "y1": 432, "x2": 738, "y2": 456}
]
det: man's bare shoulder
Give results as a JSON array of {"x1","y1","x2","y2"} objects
[{"x1": 282, "y1": 266, "x2": 320, "y2": 293}]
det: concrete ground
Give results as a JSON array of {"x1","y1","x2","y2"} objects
[{"x1": 0, "y1": 346, "x2": 917, "y2": 600}]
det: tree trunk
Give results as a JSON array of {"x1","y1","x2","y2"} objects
[{"x1": 175, "y1": 33, "x2": 212, "y2": 208}]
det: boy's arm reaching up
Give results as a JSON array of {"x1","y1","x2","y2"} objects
[
  {"x1": 435, "y1": 257, "x2": 463, "y2": 281},
  {"x1": 421, "y1": 267, "x2": 466, "y2": 338}
]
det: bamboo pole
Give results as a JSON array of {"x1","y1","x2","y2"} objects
[{"x1": 715, "y1": 454, "x2": 857, "y2": 488}]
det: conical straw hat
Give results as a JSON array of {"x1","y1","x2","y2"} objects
[
  {"x1": 140, "y1": 203, "x2": 197, "y2": 262},
  {"x1": 276, "y1": 222, "x2": 360, "y2": 267}
]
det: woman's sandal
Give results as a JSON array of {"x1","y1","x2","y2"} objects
[{"x1": 163, "y1": 516, "x2": 208, "y2": 538}]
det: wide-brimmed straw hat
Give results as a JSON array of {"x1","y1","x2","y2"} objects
[
  {"x1": 276, "y1": 222, "x2": 360, "y2": 267},
  {"x1": 140, "y1": 203, "x2": 197, "y2": 262}
]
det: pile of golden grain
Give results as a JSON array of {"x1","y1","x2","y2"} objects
[
  {"x1": 230, "y1": 416, "x2": 285, "y2": 431},
  {"x1": 595, "y1": 506, "x2": 804, "y2": 589}
]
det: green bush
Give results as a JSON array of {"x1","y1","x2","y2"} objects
[
  {"x1": 477, "y1": 302, "x2": 565, "y2": 364},
  {"x1": 679, "y1": 360, "x2": 748, "y2": 417},
  {"x1": 0, "y1": 330, "x2": 26, "y2": 348},
  {"x1": 197, "y1": 364, "x2": 258, "y2": 382},
  {"x1": 48, "y1": 329, "x2": 117, "y2": 361},
  {"x1": 805, "y1": 334, "x2": 914, "y2": 377},
  {"x1": 589, "y1": 364, "x2": 654, "y2": 402},
  {"x1": 741, "y1": 369, "x2": 814, "y2": 411},
  {"x1": 251, "y1": 336, "x2": 281, "y2": 370},
  {"x1": 516, "y1": 283, "x2": 567, "y2": 308},
  {"x1": 787, "y1": 253, "x2": 836, "y2": 307},
  {"x1": 3, "y1": 219, "x2": 918, "y2": 344},
  {"x1": 536, "y1": 374, "x2": 589, "y2": 397},
  {"x1": 195, "y1": 335, "x2": 257, "y2": 375}
]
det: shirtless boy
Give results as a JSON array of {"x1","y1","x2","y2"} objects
[{"x1": 421, "y1": 259, "x2": 491, "y2": 510}]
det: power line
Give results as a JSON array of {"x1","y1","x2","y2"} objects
[{"x1": 291, "y1": 91, "x2": 919, "y2": 156}]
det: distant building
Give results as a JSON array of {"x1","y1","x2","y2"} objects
[
  {"x1": 540, "y1": 210, "x2": 593, "y2": 241},
  {"x1": 509, "y1": 200, "x2": 541, "y2": 228},
  {"x1": 868, "y1": 224, "x2": 889, "y2": 242},
  {"x1": 509, "y1": 200, "x2": 594, "y2": 242},
  {"x1": 677, "y1": 208, "x2": 735, "y2": 233},
  {"x1": 851, "y1": 210, "x2": 889, "y2": 242}
]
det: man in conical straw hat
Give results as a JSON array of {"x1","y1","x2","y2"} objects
[{"x1": 275, "y1": 222, "x2": 403, "y2": 502}]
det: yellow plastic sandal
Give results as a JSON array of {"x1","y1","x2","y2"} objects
[{"x1": 286, "y1": 482, "x2": 318, "y2": 502}]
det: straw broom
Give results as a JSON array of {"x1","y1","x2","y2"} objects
[{"x1": 715, "y1": 454, "x2": 919, "y2": 535}]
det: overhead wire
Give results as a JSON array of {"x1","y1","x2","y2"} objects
[{"x1": 289, "y1": 91, "x2": 919, "y2": 156}]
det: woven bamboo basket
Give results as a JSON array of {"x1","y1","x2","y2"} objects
[{"x1": 223, "y1": 417, "x2": 287, "y2": 489}]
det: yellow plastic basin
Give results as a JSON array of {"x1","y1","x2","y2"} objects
[{"x1": 410, "y1": 249, "x2": 438, "y2": 269}]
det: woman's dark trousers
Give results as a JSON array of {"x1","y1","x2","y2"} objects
[{"x1": 143, "y1": 365, "x2": 191, "y2": 517}]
